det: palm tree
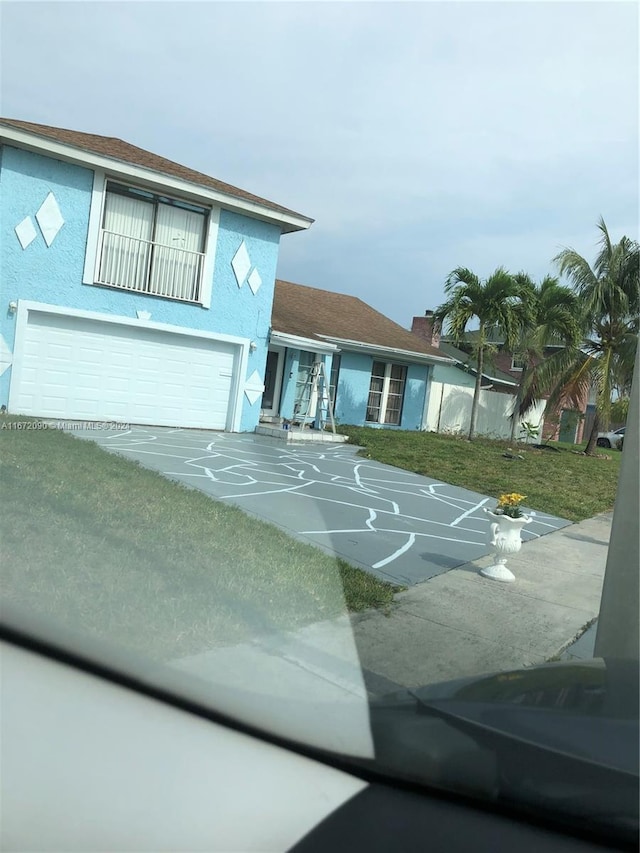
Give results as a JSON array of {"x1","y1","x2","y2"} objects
[
  {"x1": 434, "y1": 267, "x2": 530, "y2": 440},
  {"x1": 521, "y1": 218, "x2": 639, "y2": 455},
  {"x1": 508, "y1": 275, "x2": 581, "y2": 442}
]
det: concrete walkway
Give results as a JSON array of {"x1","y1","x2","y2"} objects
[{"x1": 351, "y1": 512, "x2": 610, "y2": 694}]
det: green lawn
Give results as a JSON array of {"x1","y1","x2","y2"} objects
[
  {"x1": 337, "y1": 427, "x2": 622, "y2": 522},
  {"x1": 0, "y1": 419, "x2": 398, "y2": 661}
]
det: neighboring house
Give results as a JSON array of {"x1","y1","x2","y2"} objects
[
  {"x1": 411, "y1": 313, "x2": 518, "y2": 393},
  {"x1": 263, "y1": 281, "x2": 453, "y2": 430},
  {"x1": 410, "y1": 311, "x2": 549, "y2": 439},
  {"x1": 410, "y1": 311, "x2": 591, "y2": 443},
  {"x1": 0, "y1": 118, "x2": 312, "y2": 432}
]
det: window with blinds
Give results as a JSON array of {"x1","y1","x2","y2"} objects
[{"x1": 96, "y1": 183, "x2": 208, "y2": 302}]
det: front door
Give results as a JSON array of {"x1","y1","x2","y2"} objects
[{"x1": 261, "y1": 348, "x2": 284, "y2": 417}]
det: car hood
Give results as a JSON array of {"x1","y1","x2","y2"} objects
[{"x1": 366, "y1": 658, "x2": 639, "y2": 843}]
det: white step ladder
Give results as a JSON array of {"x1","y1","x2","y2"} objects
[{"x1": 294, "y1": 360, "x2": 337, "y2": 434}]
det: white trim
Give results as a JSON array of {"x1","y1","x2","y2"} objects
[
  {"x1": 317, "y1": 335, "x2": 454, "y2": 364},
  {"x1": 82, "y1": 169, "x2": 106, "y2": 284},
  {"x1": 1, "y1": 124, "x2": 313, "y2": 234},
  {"x1": 199, "y1": 207, "x2": 220, "y2": 309},
  {"x1": 10, "y1": 300, "x2": 249, "y2": 432},
  {"x1": 378, "y1": 363, "x2": 392, "y2": 423},
  {"x1": 13, "y1": 300, "x2": 248, "y2": 345},
  {"x1": 270, "y1": 330, "x2": 339, "y2": 354}
]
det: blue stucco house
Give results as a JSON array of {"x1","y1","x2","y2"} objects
[
  {"x1": 1, "y1": 118, "x2": 451, "y2": 434},
  {"x1": 0, "y1": 118, "x2": 312, "y2": 432},
  {"x1": 264, "y1": 280, "x2": 452, "y2": 431}
]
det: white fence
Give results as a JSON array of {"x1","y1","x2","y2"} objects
[{"x1": 424, "y1": 381, "x2": 546, "y2": 441}]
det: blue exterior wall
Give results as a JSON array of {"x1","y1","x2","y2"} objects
[
  {"x1": 403, "y1": 363, "x2": 431, "y2": 430},
  {"x1": 0, "y1": 144, "x2": 281, "y2": 431},
  {"x1": 333, "y1": 350, "x2": 429, "y2": 430},
  {"x1": 333, "y1": 351, "x2": 372, "y2": 425}
]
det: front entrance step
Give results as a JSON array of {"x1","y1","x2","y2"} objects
[{"x1": 255, "y1": 425, "x2": 348, "y2": 443}]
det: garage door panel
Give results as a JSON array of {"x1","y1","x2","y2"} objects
[
  {"x1": 78, "y1": 373, "x2": 104, "y2": 389},
  {"x1": 41, "y1": 370, "x2": 69, "y2": 386},
  {"x1": 111, "y1": 353, "x2": 133, "y2": 368},
  {"x1": 46, "y1": 344, "x2": 74, "y2": 360},
  {"x1": 41, "y1": 396, "x2": 66, "y2": 413},
  {"x1": 74, "y1": 401, "x2": 101, "y2": 417},
  {"x1": 11, "y1": 311, "x2": 238, "y2": 430}
]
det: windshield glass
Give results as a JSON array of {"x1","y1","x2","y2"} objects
[{"x1": 1, "y1": 0, "x2": 638, "y2": 845}]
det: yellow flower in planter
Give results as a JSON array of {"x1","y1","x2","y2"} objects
[{"x1": 496, "y1": 492, "x2": 527, "y2": 518}]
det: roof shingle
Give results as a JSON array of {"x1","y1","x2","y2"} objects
[
  {"x1": 0, "y1": 118, "x2": 310, "y2": 224},
  {"x1": 273, "y1": 280, "x2": 445, "y2": 359}
]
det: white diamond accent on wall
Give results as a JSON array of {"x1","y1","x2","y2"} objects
[
  {"x1": 247, "y1": 268, "x2": 262, "y2": 295},
  {"x1": 15, "y1": 217, "x2": 37, "y2": 249},
  {"x1": 36, "y1": 192, "x2": 65, "y2": 246},
  {"x1": 136, "y1": 310, "x2": 152, "y2": 320},
  {"x1": 244, "y1": 369, "x2": 265, "y2": 405},
  {"x1": 0, "y1": 335, "x2": 13, "y2": 377},
  {"x1": 231, "y1": 241, "x2": 251, "y2": 288}
]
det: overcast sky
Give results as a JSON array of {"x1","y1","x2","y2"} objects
[{"x1": 1, "y1": 1, "x2": 637, "y2": 326}]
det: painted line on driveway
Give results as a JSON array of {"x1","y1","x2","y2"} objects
[
  {"x1": 451, "y1": 497, "x2": 490, "y2": 527},
  {"x1": 373, "y1": 533, "x2": 417, "y2": 569}
]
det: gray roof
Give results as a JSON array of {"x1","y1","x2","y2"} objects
[{"x1": 438, "y1": 341, "x2": 518, "y2": 387}]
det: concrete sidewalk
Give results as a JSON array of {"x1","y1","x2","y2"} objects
[
  {"x1": 169, "y1": 513, "x2": 610, "y2": 729},
  {"x1": 351, "y1": 512, "x2": 611, "y2": 693}
]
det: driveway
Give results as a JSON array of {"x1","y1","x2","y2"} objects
[{"x1": 68, "y1": 426, "x2": 571, "y2": 586}]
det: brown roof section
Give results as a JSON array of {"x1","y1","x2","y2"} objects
[
  {"x1": 273, "y1": 280, "x2": 446, "y2": 359},
  {"x1": 0, "y1": 118, "x2": 311, "y2": 225}
]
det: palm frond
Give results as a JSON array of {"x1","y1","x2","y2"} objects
[
  {"x1": 444, "y1": 267, "x2": 481, "y2": 294},
  {"x1": 518, "y1": 346, "x2": 592, "y2": 419},
  {"x1": 553, "y1": 247, "x2": 598, "y2": 294}
]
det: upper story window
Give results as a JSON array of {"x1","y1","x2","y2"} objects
[
  {"x1": 511, "y1": 355, "x2": 526, "y2": 371},
  {"x1": 366, "y1": 361, "x2": 407, "y2": 425},
  {"x1": 96, "y1": 183, "x2": 208, "y2": 303}
]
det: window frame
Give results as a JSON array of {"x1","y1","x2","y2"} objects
[
  {"x1": 83, "y1": 170, "x2": 219, "y2": 308},
  {"x1": 366, "y1": 361, "x2": 408, "y2": 426},
  {"x1": 511, "y1": 354, "x2": 526, "y2": 371}
]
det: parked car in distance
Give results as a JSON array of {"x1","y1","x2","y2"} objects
[{"x1": 597, "y1": 427, "x2": 625, "y2": 449}]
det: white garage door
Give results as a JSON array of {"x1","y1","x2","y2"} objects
[{"x1": 10, "y1": 311, "x2": 238, "y2": 429}]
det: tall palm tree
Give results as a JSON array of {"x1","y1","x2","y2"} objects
[
  {"x1": 434, "y1": 267, "x2": 530, "y2": 440},
  {"x1": 521, "y1": 218, "x2": 639, "y2": 455},
  {"x1": 508, "y1": 274, "x2": 581, "y2": 442}
]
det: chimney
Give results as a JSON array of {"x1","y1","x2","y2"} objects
[{"x1": 411, "y1": 309, "x2": 440, "y2": 348}]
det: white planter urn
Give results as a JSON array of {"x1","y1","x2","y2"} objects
[{"x1": 481, "y1": 509, "x2": 532, "y2": 583}]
